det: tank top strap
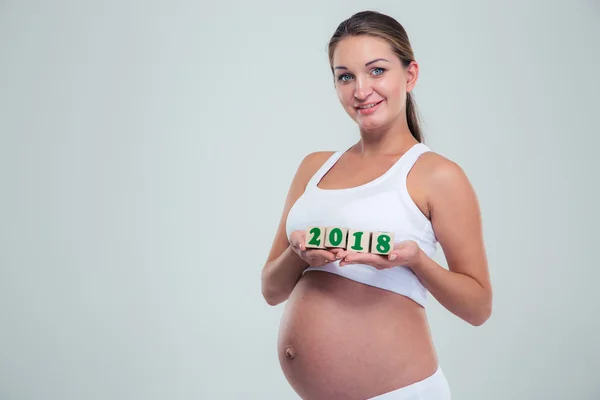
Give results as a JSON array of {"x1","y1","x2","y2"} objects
[
  {"x1": 306, "y1": 145, "x2": 353, "y2": 188},
  {"x1": 397, "y1": 142, "x2": 432, "y2": 178}
]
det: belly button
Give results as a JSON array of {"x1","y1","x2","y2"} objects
[{"x1": 285, "y1": 346, "x2": 296, "y2": 360}]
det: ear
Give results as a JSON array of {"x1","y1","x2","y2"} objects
[{"x1": 405, "y1": 61, "x2": 419, "y2": 93}]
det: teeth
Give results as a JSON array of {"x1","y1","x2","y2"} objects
[{"x1": 359, "y1": 102, "x2": 379, "y2": 109}]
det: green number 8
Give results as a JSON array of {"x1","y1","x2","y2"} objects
[{"x1": 376, "y1": 234, "x2": 391, "y2": 253}]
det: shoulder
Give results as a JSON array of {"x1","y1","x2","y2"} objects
[
  {"x1": 300, "y1": 150, "x2": 337, "y2": 167},
  {"x1": 411, "y1": 149, "x2": 474, "y2": 201},
  {"x1": 417, "y1": 150, "x2": 467, "y2": 184},
  {"x1": 295, "y1": 150, "x2": 337, "y2": 181},
  {"x1": 284, "y1": 150, "x2": 337, "y2": 196},
  {"x1": 415, "y1": 150, "x2": 478, "y2": 215}
]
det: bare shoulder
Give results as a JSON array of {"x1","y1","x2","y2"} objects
[
  {"x1": 418, "y1": 152, "x2": 474, "y2": 201},
  {"x1": 410, "y1": 151, "x2": 470, "y2": 196},
  {"x1": 413, "y1": 150, "x2": 459, "y2": 175},
  {"x1": 297, "y1": 150, "x2": 336, "y2": 181},
  {"x1": 405, "y1": 151, "x2": 463, "y2": 219}
]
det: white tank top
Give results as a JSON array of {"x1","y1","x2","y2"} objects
[{"x1": 285, "y1": 142, "x2": 438, "y2": 307}]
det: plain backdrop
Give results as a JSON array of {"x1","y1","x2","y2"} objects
[{"x1": 1, "y1": 0, "x2": 599, "y2": 399}]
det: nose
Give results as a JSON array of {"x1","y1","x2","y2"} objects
[{"x1": 354, "y1": 76, "x2": 373, "y2": 101}]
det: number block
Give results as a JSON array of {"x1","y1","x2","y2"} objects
[
  {"x1": 325, "y1": 227, "x2": 348, "y2": 248},
  {"x1": 370, "y1": 231, "x2": 395, "y2": 255},
  {"x1": 346, "y1": 229, "x2": 371, "y2": 253},
  {"x1": 305, "y1": 226, "x2": 327, "y2": 249}
]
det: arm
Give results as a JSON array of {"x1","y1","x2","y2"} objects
[
  {"x1": 411, "y1": 159, "x2": 492, "y2": 326},
  {"x1": 262, "y1": 246, "x2": 309, "y2": 306},
  {"x1": 261, "y1": 151, "x2": 334, "y2": 306}
]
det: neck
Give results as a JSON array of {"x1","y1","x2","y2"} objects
[{"x1": 355, "y1": 117, "x2": 417, "y2": 157}]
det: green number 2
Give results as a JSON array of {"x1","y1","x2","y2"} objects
[{"x1": 308, "y1": 227, "x2": 321, "y2": 246}]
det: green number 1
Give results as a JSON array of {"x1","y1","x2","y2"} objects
[{"x1": 350, "y1": 231, "x2": 364, "y2": 251}]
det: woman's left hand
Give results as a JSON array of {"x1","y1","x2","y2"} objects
[{"x1": 330, "y1": 240, "x2": 423, "y2": 270}]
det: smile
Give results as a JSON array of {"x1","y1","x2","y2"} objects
[{"x1": 355, "y1": 100, "x2": 384, "y2": 114}]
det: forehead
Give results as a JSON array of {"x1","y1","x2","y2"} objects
[{"x1": 332, "y1": 35, "x2": 395, "y2": 66}]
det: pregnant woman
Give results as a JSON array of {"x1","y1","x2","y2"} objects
[{"x1": 260, "y1": 10, "x2": 492, "y2": 400}]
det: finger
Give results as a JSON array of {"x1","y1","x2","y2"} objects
[
  {"x1": 292, "y1": 241, "x2": 305, "y2": 253},
  {"x1": 339, "y1": 251, "x2": 363, "y2": 266},
  {"x1": 313, "y1": 249, "x2": 336, "y2": 262},
  {"x1": 343, "y1": 252, "x2": 388, "y2": 269},
  {"x1": 290, "y1": 231, "x2": 307, "y2": 250},
  {"x1": 333, "y1": 249, "x2": 350, "y2": 259},
  {"x1": 373, "y1": 253, "x2": 397, "y2": 269},
  {"x1": 294, "y1": 239, "x2": 306, "y2": 252},
  {"x1": 343, "y1": 251, "x2": 368, "y2": 263},
  {"x1": 304, "y1": 249, "x2": 334, "y2": 262},
  {"x1": 390, "y1": 244, "x2": 414, "y2": 260},
  {"x1": 337, "y1": 250, "x2": 356, "y2": 266},
  {"x1": 308, "y1": 252, "x2": 334, "y2": 266}
]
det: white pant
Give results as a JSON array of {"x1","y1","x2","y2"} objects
[{"x1": 368, "y1": 366, "x2": 451, "y2": 399}]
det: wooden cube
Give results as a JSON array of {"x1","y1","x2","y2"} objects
[
  {"x1": 305, "y1": 226, "x2": 327, "y2": 249},
  {"x1": 325, "y1": 227, "x2": 348, "y2": 248},
  {"x1": 346, "y1": 229, "x2": 371, "y2": 253},
  {"x1": 370, "y1": 231, "x2": 395, "y2": 255}
]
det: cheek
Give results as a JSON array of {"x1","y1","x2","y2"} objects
[
  {"x1": 336, "y1": 86, "x2": 354, "y2": 106},
  {"x1": 382, "y1": 80, "x2": 405, "y2": 106},
  {"x1": 395, "y1": 89, "x2": 406, "y2": 106},
  {"x1": 373, "y1": 79, "x2": 396, "y2": 99},
  {"x1": 391, "y1": 81, "x2": 405, "y2": 98}
]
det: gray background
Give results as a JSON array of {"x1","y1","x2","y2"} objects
[{"x1": 1, "y1": 0, "x2": 599, "y2": 399}]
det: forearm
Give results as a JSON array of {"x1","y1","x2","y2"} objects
[
  {"x1": 411, "y1": 250, "x2": 492, "y2": 326},
  {"x1": 261, "y1": 246, "x2": 308, "y2": 306}
]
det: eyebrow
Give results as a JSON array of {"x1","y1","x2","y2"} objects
[{"x1": 334, "y1": 58, "x2": 390, "y2": 70}]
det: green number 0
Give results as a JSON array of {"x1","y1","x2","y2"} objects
[{"x1": 328, "y1": 228, "x2": 343, "y2": 247}]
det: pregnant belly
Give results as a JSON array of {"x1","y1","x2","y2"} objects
[{"x1": 277, "y1": 271, "x2": 438, "y2": 400}]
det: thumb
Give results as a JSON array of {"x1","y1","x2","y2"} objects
[{"x1": 290, "y1": 231, "x2": 306, "y2": 250}]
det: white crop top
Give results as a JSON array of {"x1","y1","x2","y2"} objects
[{"x1": 285, "y1": 142, "x2": 438, "y2": 307}]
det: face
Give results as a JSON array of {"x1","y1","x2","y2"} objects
[{"x1": 332, "y1": 35, "x2": 418, "y2": 132}]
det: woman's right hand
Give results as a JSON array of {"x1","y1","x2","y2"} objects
[{"x1": 289, "y1": 230, "x2": 337, "y2": 267}]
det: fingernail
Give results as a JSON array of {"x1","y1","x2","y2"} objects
[{"x1": 389, "y1": 254, "x2": 397, "y2": 260}]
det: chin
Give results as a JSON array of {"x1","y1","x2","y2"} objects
[{"x1": 356, "y1": 116, "x2": 388, "y2": 132}]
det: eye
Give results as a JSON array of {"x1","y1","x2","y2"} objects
[
  {"x1": 371, "y1": 67, "x2": 386, "y2": 76},
  {"x1": 337, "y1": 74, "x2": 353, "y2": 82}
]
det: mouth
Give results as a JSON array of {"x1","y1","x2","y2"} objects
[{"x1": 355, "y1": 100, "x2": 384, "y2": 115}]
